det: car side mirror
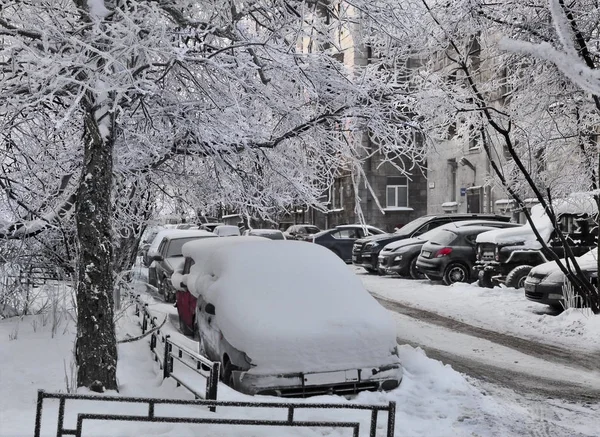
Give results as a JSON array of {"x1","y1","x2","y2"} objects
[
  {"x1": 205, "y1": 303, "x2": 216, "y2": 315},
  {"x1": 151, "y1": 255, "x2": 163, "y2": 261}
]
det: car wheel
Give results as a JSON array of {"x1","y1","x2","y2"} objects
[
  {"x1": 222, "y1": 360, "x2": 240, "y2": 389},
  {"x1": 443, "y1": 263, "x2": 469, "y2": 285},
  {"x1": 179, "y1": 314, "x2": 194, "y2": 337},
  {"x1": 409, "y1": 257, "x2": 425, "y2": 280},
  {"x1": 477, "y1": 270, "x2": 493, "y2": 288},
  {"x1": 505, "y1": 265, "x2": 533, "y2": 289}
]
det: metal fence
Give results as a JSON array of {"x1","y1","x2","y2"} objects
[
  {"x1": 133, "y1": 296, "x2": 220, "y2": 408},
  {"x1": 34, "y1": 390, "x2": 396, "y2": 437}
]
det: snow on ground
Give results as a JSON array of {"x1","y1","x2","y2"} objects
[
  {"x1": 357, "y1": 268, "x2": 600, "y2": 353},
  {"x1": 1, "y1": 271, "x2": 599, "y2": 436}
]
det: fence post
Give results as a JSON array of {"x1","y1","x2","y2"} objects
[
  {"x1": 205, "y1": 361, "x2": 220, "y2": 412},
  {"x1": 386, "y1": 401, "x2": 396, "y2": 437},
  {"x1": 369, "y1": 410, "x2": 378, "y2": 437},
  {"x1": 163, "y1": 335, "x2": 171, "y2": 378},
  {"x1": 142, "y1": 304, "x2": 148, "y2": 334},
  {"x1": 134, "y1": 295, "x2": 140, "y2": 316},
  {"x1": 34, "y1": 390, "x2": 44, "y2": 437}
]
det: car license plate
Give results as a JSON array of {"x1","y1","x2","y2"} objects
[
  {"x1": 421, "y1": 250, "x2": 431, "y2": 257},
  {"x1": 303, "y1": 369, "x2": 359, "y2": 386}
]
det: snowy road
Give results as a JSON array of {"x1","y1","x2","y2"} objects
[{"x1": 358, "y1": 272, "x2": 600, "y2": 402}]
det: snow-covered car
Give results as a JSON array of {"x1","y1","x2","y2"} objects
[
  {"x1": 179, "y1": 238, "x2": 403, "y2": 397},
  {"x1": 524, "y1": 248, "x2": 598, "y2": 309},
  {"x1": 148, "y1": 229, "x2": 217, "y2": 300},
  {"x1": 213, "y1": 225, "x2": 241, "y2": 237},
  {"x1": 474, "y1": 195, "x2": 597, "y2": 288}
]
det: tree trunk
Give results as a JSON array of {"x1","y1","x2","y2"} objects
[{"x1": 75, "y1": 110, "x2": 118, "y2": 391}]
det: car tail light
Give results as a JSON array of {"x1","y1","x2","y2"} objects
[{"x1": 434, "y1": 247, "x2": 452, "y2": 257}]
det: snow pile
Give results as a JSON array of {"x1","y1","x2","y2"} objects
[
  {"x1": 184, "y1": 239, "x2": 399, "y2": 374},
  {"x1": 476, "y1": 204, "x2": 548, "y2": 247}
]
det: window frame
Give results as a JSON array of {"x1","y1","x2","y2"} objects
[{"x1": 386, "y1": 177, "x2": 409, "y2": 208}]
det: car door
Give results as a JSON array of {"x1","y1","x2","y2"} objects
[
  {"x1": 177, "y1": 258, "x2": 196, "y2": 330},
  {"x1": 332, "y1": 229, "x2": 358, "y2": 261},
  {"x1": 195, "y1": 295, "x2": 222, "y2": 360}
]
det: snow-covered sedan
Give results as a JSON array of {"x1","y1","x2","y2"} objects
[
  {"x1": 179, "y1": 238, "x2": 403, "y2": 397},
  {"x1": 524, "y1": 248, "x2": 598, "y2": 309}
]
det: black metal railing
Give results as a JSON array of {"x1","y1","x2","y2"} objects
[
  {"x1": 133, "y1": 296, "x2": 220, "y2": 408},
  {"x1": 34, "y1": 390, "x2": 396, "y2": 437}
]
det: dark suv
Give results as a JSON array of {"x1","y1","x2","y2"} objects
[
  {"x1": 352, "y1": 214, "x2": 512, "y2": 274},
  {"x1": 474, "y1": 209, "x2": 597, "y2": 289}
]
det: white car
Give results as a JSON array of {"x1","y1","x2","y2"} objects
[{"x1": 177, "y1": 238, "x2": 403, "y2": 396}]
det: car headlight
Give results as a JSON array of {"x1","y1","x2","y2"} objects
[
  {"x1": 394, "y1": 255, "x2": 403, "y2": 261},
  {"x1": 527, "y1": 276, "x2": 542, "y2": 285}
]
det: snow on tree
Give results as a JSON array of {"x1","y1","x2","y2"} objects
[{"x1": 0, "y1": 0, "x2": 423, "y2": 389}]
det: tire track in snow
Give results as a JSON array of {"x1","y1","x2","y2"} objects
[{"x1": 373, "y1": 293, "x2": 599, "y2": 373}]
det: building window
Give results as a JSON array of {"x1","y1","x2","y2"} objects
[{"x1": 386, "y1": 177, "x2": 408, "y2": 208}]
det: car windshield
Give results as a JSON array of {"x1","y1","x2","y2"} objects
[
  {"x1": 304, "y1": 226, "x2": 320, "y2": 234},
  {"x1": 428, "y1": 229, "x2": 458, "y2": 246},
  {"x1": 167, "y1": 237, "x2": 206, "y2": 257},
  {"x1": 394, "y1": 216, "x2": 431, "y2": 236}
]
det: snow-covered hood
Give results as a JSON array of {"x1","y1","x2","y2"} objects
[
  {"x1": 187, "y1": 240, "x2": 400, "y2": 374},
  {"x1": 530, "y1": 249, "x2": 598, "y2": 282},
  {"x1": 382, "y1": 237, "x2": 424, "y2": 252}
]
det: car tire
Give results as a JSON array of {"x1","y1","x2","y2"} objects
[
  {"x1": 505, "y1": 265, "x2": 533, "y2": 289},
  {"x1": 409, "y1": 257, "x2": 425, "y2": 280},
  {"x1": 222, "y1": 360, "x2": 240, "y2": 389},
  {"x1": 179, "y1": 314, "x2": 194, "y2": 337},
  {"x1": 443, "y1": 263, "x2": 469, "y2": 285},
  {"x1": 477, "y1": 270, "x2": 493, "y2": 288}
]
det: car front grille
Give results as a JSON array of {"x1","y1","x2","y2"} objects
[
  {"x1": 525, "y1": 290, "x2": 543, "y2": 301},
  {"x1": 276, "y1": 381, "x2": 379, "y2": 398}
]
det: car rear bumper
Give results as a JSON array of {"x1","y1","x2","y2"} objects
[
  {"x1": 233, "y1": 363, "x2": 403, "y2": 397},
  {"x1": 415, "y1": 257, "x2": 446, "y2": 279}
]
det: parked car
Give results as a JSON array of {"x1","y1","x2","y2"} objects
[
  {"x1": 313, "y1": 224, "x2": 385, "y2": 263},
  {"x1": 378, "y1": 220, "x2": 520, "y2": 278},
  {"x1": 474, "y1": 196, "x2": 597, "y2": 288},
  {"x1": 149, "y1": 229, "x2": 217, "y2": 301},
  {"x1": 175, "y1": 238, "x2": 403, "y2": 396},
  {"x1": 213, "y1": 225, "x2": 241, "y2": 237},
  {"x1": 242, "y1": 229, "x2": 286, "y2": 240},
  {"x1": 283, "y1": 224, "x2": 321, "y2": 241},
  {"x1": 524, "y1": 248, "x2": 598, "y2": 309},
  {"x1": 140, "y1": 226, "x2": 165, "y2": 267},
  {"x1": 199, "y1": 222, "x2": 225, "y2": 232},
  {"x1": 353, "y1": 214, "x2": 512, "y2": 274},
  {"x1": 416, "y1": 223, "x2": 521, "y2": 285}
]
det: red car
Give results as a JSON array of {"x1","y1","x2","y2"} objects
[{"x1": 173, "y1": 256, "x2": 197, "y2": 336}]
